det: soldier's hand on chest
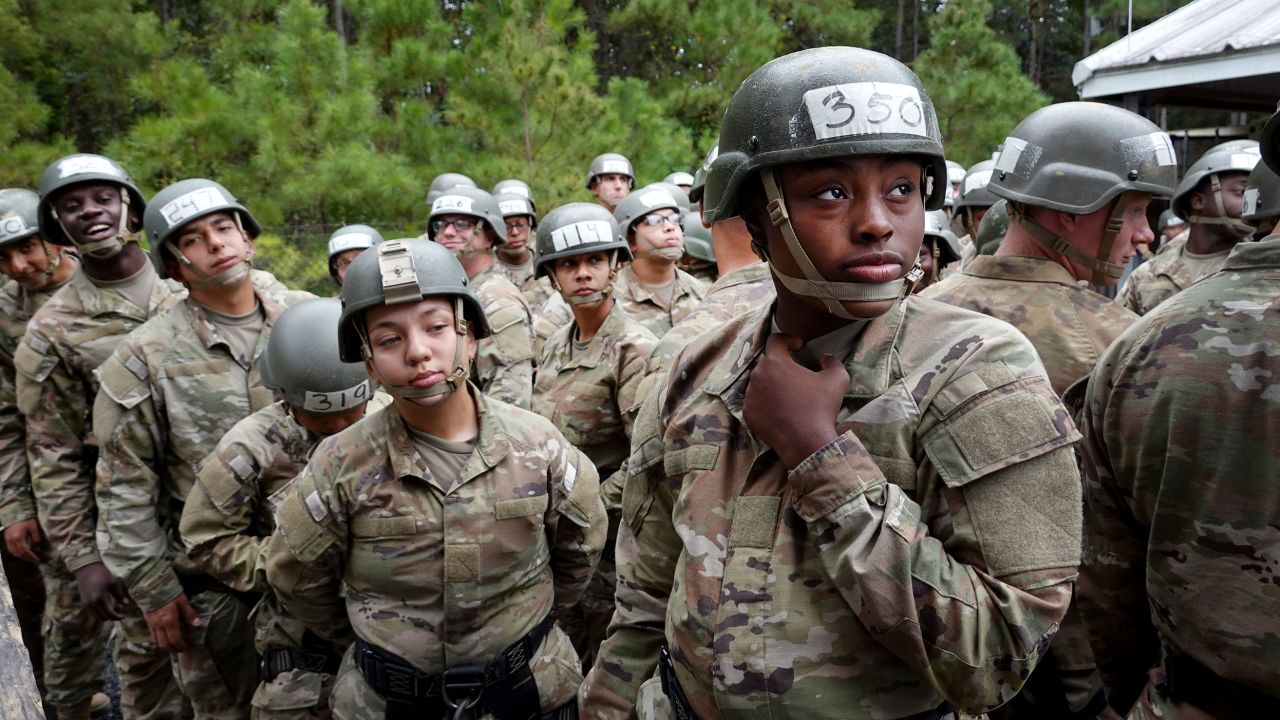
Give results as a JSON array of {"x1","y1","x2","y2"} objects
[{"x1": 743, "y1": 334, "x2": 847, "y2": 470}]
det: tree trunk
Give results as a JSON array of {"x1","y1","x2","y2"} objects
[
  {"x1": 0, "y1": 566, "x2": 44, "y2": 719},
  {"x1": 1028, "y1": 0, "x2": 1041, "y2": 84},
  {"x1": 895, "y1": 0, "x2": 905, "y2": 60},
  {"x1": 1083, "y1": 0, "x2": 1091, "y2": 56}
]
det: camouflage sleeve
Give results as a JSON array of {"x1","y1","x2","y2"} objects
[
  {"x1": 179, "y1": 436, "x2": 274, "y2": 593},
  {"x1": 789, "y1": 372, "x2": 1082, "y2": 713},
  {"x1": 475, "y1": 297, "x2": 534, "y2": 410},
  {"x1": 16, "y1": 334, "x2": 100, "y2": 570},
  {"x1": 544, "y1": 434, "x2": 605, "y2": 611},
  {"x1": 1076, "y1": 333, "x2": 1159, "y2": 712},
  {"x1": 614, "y1": 334, "x2": 656, "y2": 441},
  {"x1": 1116, "y1": 271, "x2": 1143, "y2": 315},
  {"x1": 262, "y1": 457, "x2": 351, "y2": 646},
  {"x1": 580, "y1": 386, "x2": 679, "y2": 717},
  {"x1": 0, "y1": 353, "x2": 34, "y2": 525},
  {"x1": 92, "y1": 348, "x2": 182, "y2": 613},
  {"x1": 532, "y1": 294, "x2": 571, "y2": 363}
]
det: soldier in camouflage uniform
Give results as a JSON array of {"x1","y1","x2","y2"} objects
[
  {"x1": 0, "y1": 187, "x2": 80, "y2": 709},
  {"x1": 677, "y1": 213, "x2": 717, "y2": 284},
  {"x1": 494, "y1": 192, "x2": 554, "y2": 313},
  {"x1": 1117, "y1": 140, "x2": 1259, "y2": 315},
  {"x1": 611, "y1": 187, "x2": 708, "y2": 337},
  {"x1": 924, "y1": 102, "x2": 1179, "y2": 719},
  {"x1": 582, "y1": 47, "x2": 1084, "y2": 720},
  {"x1": 909, "y1": 210, "x2": 961, "y2": 294},
  {"x1": 327, "y1": 225, "x2": 382, "y2": 289},
  {"x1": 951, "y1": 158, "x2": 997, "y2": 264},
  {"x1": 974, "y1": 199, "x2": 1012, "y2": 257},
  {"x1": 18, "y1": 154, "x2": 187, "y2": 720},
  {"x1": 93, "y1": 178, "x2": 311, "y2": 719},
  {"x1": 1077, "y1": 114, "x2": 1280, "y2": 718},
  {"x1": 586, "y1": 153, "x2": 634, "y2": 211},
  {"x1": 262, "y1": 239, "x2": 606, "y2": 719},
  {"x1": 531, "y1": 203, "x2": 657, "y2": 668},
  {"x1": 180, "y1": 298, "x2": 386, "y2": 719},
  {"x1": 426, "y1": 186, "x2": 535, "y2": 409}
]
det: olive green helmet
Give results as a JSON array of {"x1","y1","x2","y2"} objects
[
  {"x1": 0, "y1": 188, "x2": 41, "y2": 247},
  {"x1": 1170, "y1": 141, "x2": 1259, "y2": 231},
  {"x1": 682, "y1": 211, "x2": 715, "y2": 263},
  {"x1": 261, "y1": 298, "x2": 375, "y2": 414},
  {"x1": 534, "y1": 202, "x2": 629, "y2": 283},
  {"x1": 37, "y1": 153, "x2": 147, "y2": 255},
  {"x1": 702, "y1": 46, "x2": 944, "y2": 316},
  {"x1": 144, "y1": 178, "x2": 262, "y2": 283},
  {"x1": 954, "y1": 160, "x2": 997, "y2": 210},
  {"x1": 495, "y1": 192, "x2": 537, "y2": 227},
  {"x1": 338, "y1": 238, "x2": 490, "y2": 401},
  {"x1": 584, "y1": 153, "x2": 635, "y2": 189},
  {"x1": 923, "y1": 210, "x2": 961, "y2": 266},
  {"x1": 976, "y1": 199, "x2": 1011, "y2": 255},
  {"x1": 427, "y1": 186, "x2": 505, "y2": 246},
  {"x1": 1242, "y1": 158, "x2": 1280, "y2": 232},
  {"x1": 645, "y1": 182, "x2": 691, "y2": 212},
  {"x1": 425, "y1": 173, "x2": 477, "y2": 204},
  {"x1": 328, "y1": 224, "x2": 383, "y2": 283},
  {"x1": 613, "y1": 187, "x2": 681, "y2": 237},
  {"x1": 1263, "y1": 106, "x2": 1280, "y2": 174},
  {"x1": 688, "y1": 141, "x2": 718, "y2": 206},
  {"x1": 988, "y1": 101, "x2": 1177, "y2": 284},
  {"x1": 664, "y1": 171, "x2": 694, "y2": 188},
  {"x1": 492, "y1": 179, "x2": 536, "y2": 211}
]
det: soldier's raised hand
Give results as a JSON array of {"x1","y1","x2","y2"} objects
[{"x1": 743, "y1": 334, "x2": 848, "y2": 470}]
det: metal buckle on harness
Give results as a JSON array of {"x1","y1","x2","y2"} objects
[
  {"x1": 378, "y1": 240, "x2": 422, "y2": 305},
  {"x1": 441, "y1": 665, "x2": 485, "y2": 720}
]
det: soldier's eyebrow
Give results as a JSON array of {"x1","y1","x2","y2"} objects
[{"x1": 369, "y1": 305, "x2": 450, "y2": 331}]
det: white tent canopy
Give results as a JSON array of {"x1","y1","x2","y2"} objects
[{"x1": 1073, "y1": 0, "x2": 1280, "y2": 112}]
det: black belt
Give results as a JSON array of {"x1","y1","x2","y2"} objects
[
  {"x1": 356, "y1": 613, "x2": 561, "y2": 720},
  {"x1": 260, "y1": 630, "x2": 343, "y2": 682},
  {"x1": 177, "y1": 571, "x2": 261, "y2": 609},
  {"x1": 659, "y1": 645, "x2": 956, "y2": 720},
  {"x1": 1164, "y1": 654, "x2": 1278, "y2": 718}
]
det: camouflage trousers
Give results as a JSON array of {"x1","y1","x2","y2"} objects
[
  {"x1": 328, "y1": 625, "x2": 583, "y2": 720},
  {"x1": 172, "y1": 590, "x2": 258, "y2": 720},
  {"x1": 43, "y1": 560, "x2": 187, "y2": 719},
  {"x1": 250, "y1": 667, "x2": 336, "y2": 720},
  {"x1": 1, "y1": 543, "x2": 45, "y2": 698}
]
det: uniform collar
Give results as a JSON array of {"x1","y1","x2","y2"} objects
[
  {"x1": 560, "y1": 300, "x2": 628, "y2": 370},
  {"x1": 705, "y1": 298, "x2": 906, "y2": 404},
  {"x1": 183, "y1": 286, "x2": 286, "y2": 367},
  {"x1": 74, "y1": 264, "x2": 177, "y2": 318},
  {"x1": 1222, "y1": 234, "x2": 1280, "y2": 271},
  {"x1": 385, "y1": 385, "x2": 510, "y2": 494},
  {"x1": 707, "y1": 261, "x2": 769, "y2": 293},
  {"x1": 961, "y1": 255, "x2": 1084, "y2": 286},
  {"x1": 616, "y1": 265, "x2": 697, "y2": 305}
]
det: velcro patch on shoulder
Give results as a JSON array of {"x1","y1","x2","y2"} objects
[
  {"x1": 96, "y1": 352, "x2": 152, "y2": 410},
  {"x1": 496, "y1": 494, "x2": 549, "y2": 520},
  {"x1": 275, "y1": 481, "x2": 337, "y2": 564},
  {"x1": 729, "y1": 496, "x2": 781, "y2": 549},
  {"x1": 663, "y1": 444, "x2": 720, "y2": 477},
  {"x1": 486, "y1": 301, "x2": 529, "y2": 334},
  {"x1": 923, "y1": 377, "x2": 1078, "y2": 487},
  {"x1": 14, "y1": 341, "x2": 57, "y2": 383}
]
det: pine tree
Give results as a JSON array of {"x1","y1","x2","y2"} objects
[{"x1": 914, "y1": 0, "x2": 1048, "y2": 165}]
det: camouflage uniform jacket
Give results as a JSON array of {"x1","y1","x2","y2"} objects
[
  {"x1": 581, "y1": 297, "x2": 1084, "y2": 719},
  {"x1": 647, "y1": 261, "x2": 774, "y2": 373},
  {"x1": 93, "y1": 283, "x2": 312, "y2": 612},
  {"x1": 16, "y1": 266, "x2": 183, "y2": 571},
  {"x1": 179, "y1": 397, "x2": 386, "y2": 653},
  {"x1": 497, "y1": 256, "x2": 555, "y2": 314},
  {"x1": 922, "y1": 255, "x2": 1138, "y2": 399},
  {"x1": 0, "y1": 272, "x2": 75, "y2": 526},
  {"x1": 1078, "y1": 236, "x2": 1280, "y2": 710},
  {"x1": 532, "y1": 293, "x2": 572, "y2": 363},
  {"x1": 613, "y1": 265, "x2": 708, "y2": 338},
  {"x1": 1116, "y1": 229, "x2": 1230, "y2": 315},
  {"x1": 472, "y1": 267, "x2": 535, "y2": 409},
  {"x1": 262, "y1": 392, "x2": 607, "y2": 709},
  {"x1": 534, "y1": 299, "x2": 656, "y2": 508}
]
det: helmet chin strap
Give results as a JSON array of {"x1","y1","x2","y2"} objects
[
  {"x1": 166, "y1": 215, "x2": 255, "y2": 289},
  {"x1": 631, "y1": 233, "x2": 684, "y2": 263},
  {"x1": 760, "y1": 169, "x2": 917, "y2": 320},
  {"x1": 363, "y1": 297, "x2": 471, "y2": 402},
  {"x1": 1015, "y1": 202, "x2": 1126, "y2": 286},
  {"x1": 56, "y1": 191, "x2": 139, "y2": 259},
  {"x1": 1188, "y1": 174, "x2": 1256, "y2": 240}
]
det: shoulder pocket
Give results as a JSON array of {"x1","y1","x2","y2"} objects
[
  {"x1": 14, "y1": 341, "x2": 57, "y2": 383},
  {"x1": 923, "y1": 375, "x2": 1078, "y2": 487},
  {"x1": 275, "y1": 476, "x2": 338, "y2": 563},
  {"x1": 96, "y1": 352, "x2": 152, "y2": 410}
]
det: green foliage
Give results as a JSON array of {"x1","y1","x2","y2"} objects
[{"x1": 914, "y1": 0, "x2": 1049, "y2": 165}]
